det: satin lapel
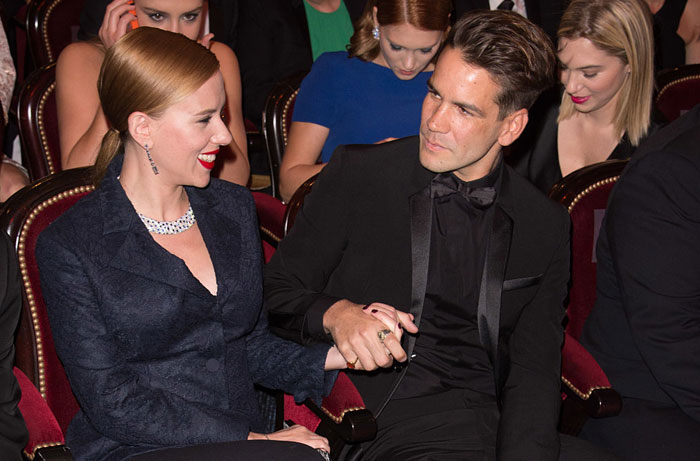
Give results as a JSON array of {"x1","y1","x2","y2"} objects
[
  {"x1": 477, "y1": 204, "x2": 513, "y2": 398},
  {"x1": 406, "y1": 186, "x2": 433, "y2": 360}
]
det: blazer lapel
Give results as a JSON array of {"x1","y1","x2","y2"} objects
[
  {"x1": 97, "y1": 158, "x2": 213, "y2": 299},
  {"x1": 188, "y1": 186, "x2": 245, "y2": 305}
]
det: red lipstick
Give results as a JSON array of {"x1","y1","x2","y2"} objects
[{"x1": 197, "y1": 149, "x2": 219, "y2": 170}]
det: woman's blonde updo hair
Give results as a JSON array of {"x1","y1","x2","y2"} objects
[
  {"x1": 557, "y1": 0, "x2": 654, "y2": 146},
  {"x1": 94, "y1": 27, "x2": 220, "y2": 183},
  {"x1": 348, "y1": 0, "x2": 452, "y2": 62}
]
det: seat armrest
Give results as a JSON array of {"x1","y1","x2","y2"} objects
[
  {"x1": 13, "y1": 367, "x2": 71, "y2": 460},
  {"x1": 559, "y1": 334, "x2": 622, "y2": 434},
  {"x1": 34, "y1": 445, "x2": 73, "y2": 461},
  {"x1": 284, "y1": 372, "x2": 377, "y2": 459}
]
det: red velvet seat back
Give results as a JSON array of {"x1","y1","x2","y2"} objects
[
  {"x1": 251, "y1": 188, "x2": 371, "y2": 439},
  {"x1": 251, "y1": 191, "x2": 286, "y2": 262},
  {"x1": 549, "y1": 160, "x2": 628, "y2": 339},
  {"x1": 26, "y1": 0, "x2": 85, "y2": 68},
  {"x1": 655, "y1": 64, "x2": 700, "y2": 123},
  {"x1": 1, "y1": 167, "x2": 95, "y2": 433},
  {"x1": 17, "y1": 63, "x2": 61, "y2": 181}
]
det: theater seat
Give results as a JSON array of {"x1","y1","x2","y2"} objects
[
  {"x1": 1, "y1": 169, "x2": 374, "y2": 460},
  {"x1": 16, "y1": 63, "x2": 60, "y2": 181},
  {"x1": 25, "y1": 0, "x2": 85, "y2": 68},
  {"x1": 655, "y1": 64, "x2": 700, "y2": 123},
  {"x1": 1, "y1": 167, "x2": 94, "y2": 460},
  {"x1": 261, "y1": 72, "x2": 306, "y2": 199},
  {"x1": 14, "y1": 367, "x2": 71, "y2": 460},
  {"x1": 254, "y1": 187, "x2": 377, "y2": 459},
  {"x1": 549, "y1": 159, "x2": 627, "y2": 434}
]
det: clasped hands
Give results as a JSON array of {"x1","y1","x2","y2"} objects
[{"x1": 324, "y1": 300, "x2": 418, "y2": 371}]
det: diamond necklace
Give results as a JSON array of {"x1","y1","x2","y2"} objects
[{"x1": 138, "y1": 205, "x2": 196, "y2": 235}]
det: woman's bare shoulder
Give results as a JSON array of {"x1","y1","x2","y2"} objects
[
  {"x1": 57, "y1": 40, "x2": 105, "y2": 78},
  {"x1": 210, "y1": 41, "x2": 238, "y2": 66}
]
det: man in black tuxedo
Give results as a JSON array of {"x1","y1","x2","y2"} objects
[
  {"x1": 266, "y1": 10, "x2": 610, "y2": 460},
  {"x1": 579, "y1": 105, "x2": 700, "y2": 460},
  {"x1": 0, "y1": 232, "x2": 27, "y2": 461},
  {"x1": 453, "y1": 0, "x2": 566, "y2": 43}
]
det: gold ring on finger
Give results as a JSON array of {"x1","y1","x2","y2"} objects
[{"x1": 346, "y1": 357, "x2": 359, "y2": 369}]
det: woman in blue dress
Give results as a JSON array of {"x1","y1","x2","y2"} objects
[{"x1": 278, "y1": 0, "x2": 452, "y2": 201}]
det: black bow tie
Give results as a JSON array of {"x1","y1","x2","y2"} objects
[
  {"x1": 430, "y1": 173, "x2": 497, "y2": 209},
  {"x1": 498, "y1": 0, "x2": 515, "y2": 10}
]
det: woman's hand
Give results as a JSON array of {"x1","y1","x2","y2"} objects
[
  {"x1": 325, "y1": 345, "x2": 348, "y2": 370},
  {"x1": 248, "y1": 425, "x2": 330, "y2": 452},
  {"x1": 361, "y1": 302, "x2": 416, "y2": 343},
  {"x1": 99, "y1": 0, "x2": 136, "y2": 49}
]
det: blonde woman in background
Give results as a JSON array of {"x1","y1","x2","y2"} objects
[
  {"x1": 56, "y1": 0, "x2": 249, "y2": 185},
  {"x1": 509, "y1": 0, "x2": 655, "y2": 193}
]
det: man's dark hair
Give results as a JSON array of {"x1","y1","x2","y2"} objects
[{"x1": 445, "y1": 10, "x2": 556, "y2": 119}]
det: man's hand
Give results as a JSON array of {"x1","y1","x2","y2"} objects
[{"x1": 323, "y1": 300, "x2": 418, "y2": 371}]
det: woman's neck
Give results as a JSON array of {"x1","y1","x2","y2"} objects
[
  {"x1": 645, "y1": 0, "x2": 665, "y2": 15},
  {"x1": 119, "y1": 148, "x2": 190, "y2": 221},
  {"x1": 304, "y1": 0, "x2": 341, "y2": 13}
]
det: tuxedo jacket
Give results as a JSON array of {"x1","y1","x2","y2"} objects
[
  {"x1": 235, "y1": 0, "x2": 366, "y2": 127},
  {"x1": 265, "y1": 136, "x2": 571, "y2": 459},
  {"x1": 0, "y1": 232, "x2": 28, "y2": 461},
  {"x1": 36, "y1": 156, "x2": 332, "y2": 461},
  {"x1": 582, "y1": 105, "x2": 700, "y2": 422},
  {"x1": 453, "y1": 0, "x2": 566, "y2": 43}
]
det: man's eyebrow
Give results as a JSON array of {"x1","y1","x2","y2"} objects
[
  {"x1": 455, "y1": 101, "x2": 485, "y2": 117},
  {"x1": 427, "y1": 79, "x2": 485, "y2": 117}
]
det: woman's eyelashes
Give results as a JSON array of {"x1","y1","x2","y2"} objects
[
  {"x1": 389, "y1": 43, "x2": 434, "y2": 54},
  {"x1": 146, "y1": 11, "x2": 200, "y2": 23}
]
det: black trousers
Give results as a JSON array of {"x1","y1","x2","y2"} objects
[
  {"x1": 358, "y1": 389, "x2": 618, "y2": 461},
  {"x1": 580, "y1": 396, "x2": 700, "y2": 461},
  {"x1": 128, "y1": 440, "x2": 324, "y2": 460}
]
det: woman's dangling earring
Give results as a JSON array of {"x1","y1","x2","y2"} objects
[
  {"x1": 372, "y1": 26, "x2": 380, "y2": 40},
  {"x1": 145, "y1": 144, "x2": 159, "y2": 175}
]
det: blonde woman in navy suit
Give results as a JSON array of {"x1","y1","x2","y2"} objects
[{"x1": 36, "y1": 28, "x2": 355, "y2": 461}]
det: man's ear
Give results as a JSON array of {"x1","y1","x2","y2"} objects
[
  {"x1": 498, "y1": 108, "x2": 528, "y2": 147},
  {"x1": 127, "y1": 112, "x2": 153, "y2": 149}
]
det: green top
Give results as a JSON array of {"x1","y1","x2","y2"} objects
[{"x1": 303, "y1": 0, "x2": 354, "y2": 61}]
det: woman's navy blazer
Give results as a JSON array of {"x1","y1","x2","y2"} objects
[{"x1": 36, "y1": 155, "x2": 333, "y2": 461}]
